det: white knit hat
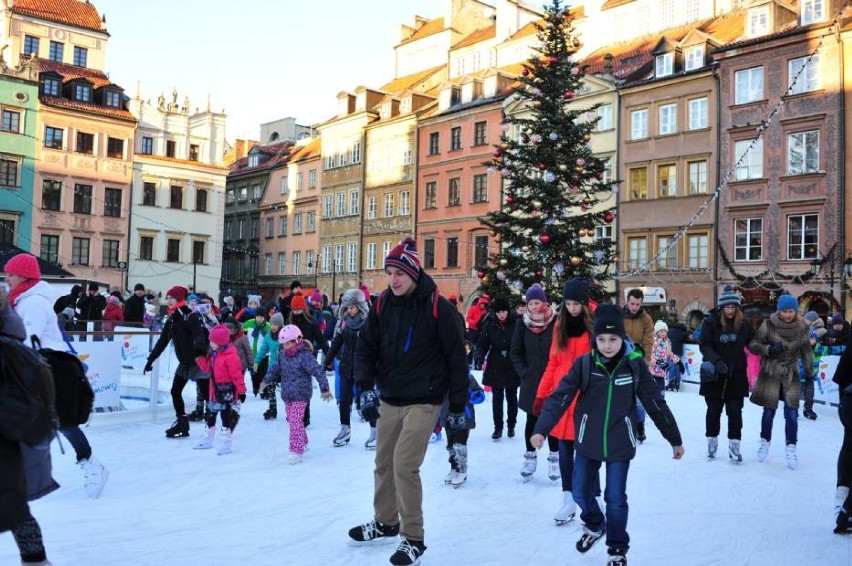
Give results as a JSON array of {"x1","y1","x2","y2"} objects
[{"x1": 654, "y1": 320, "x2": 668, "y2": 333}]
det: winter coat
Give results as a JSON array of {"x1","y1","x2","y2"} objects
[
  {"x1": 465, "y1": 300, "x2": 488, "y2": 331},
  {"x1": 76, "y1": 292, "x2": 106, "y2": 321},
  {"x1": 477, "y1": 314, "x2": 520, "y2": 389},
  {"x1": 650, "y1": 337, "x2": 676, "y2": 379},
  {"x1": 510, "y1": 316, "x2": 556, "y2": 414},
  {"x1": 266, "y1": 341, "x2": 329, "y2": 402},
  {"x1": 833, "y1": 344, "x2": 852, "y2": 392},
  {"x1": 534, "y1": 321, "x2": 591, "y2": 441},
  {"x1": 253, "y1": 329, "x2": 281, "y2": 368},
  {"x1": 232, "y1": 330, "x2": 254, "y2": 371},
  {"x1": 327, "y1": 315, "x2": 366, "y2": 381},
  {"x1": 242, "y1": 319, "x2": 270, "y2": 355},
  {"x1": 439, "y1": 374, "x2": 484, "y2": 430},
  {"x1": 11, "y1": 280, "x2": 66, "y2": 350},
  {"x1": 354, "y1": 271, "x2": 468, "y2": 410},
  {"x1": 102, "y1": 303, "x2": 124, "y2": 332},
  {"x1": 122, "y1": 294, "x2": 146, "y2": 323},
  {"x1": 195, "y1": 344, "x2": 246, "y2": 403},
  {"x1": 290, "y1": 314, "x2": 329, "y2": 357},
  {"x1": 52, "y1": 285, "x2": 81, "y2": 314},
  {"x1": 667, "y1": 322, "x2": 689, "y2": 357},
  {"x1": 535, "y1": 349, "x2": 683, "y2": 462},
  {"x1": 623, "y1": 307, "x2": 654, "y2": 364},
  {"x1": 698, "y1": 315, "x2": 754, "y2": 400},
  {"x1": 748, "y1": 314, "x2": 813, "y2": 409},
  {"x1": 822, "y1": 321, "x2": 850, "y2": 348},
  {"x1": 148, "y1": 304, "x2": 208, "y2": 366}
]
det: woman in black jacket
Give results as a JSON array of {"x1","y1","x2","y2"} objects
[
  {"x1": 833, "y1": 343, "x2": 852, "y2": 533},
  {"x1": 478, "y1": 297, "x2": 520, "y2": 440},
  {"x1": 698, "y1": 287, "x2": 753, "y2": 462}
]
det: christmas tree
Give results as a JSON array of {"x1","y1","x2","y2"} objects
[{"x1": 478, "y1": 0, "x2": 616, "y2": 302}]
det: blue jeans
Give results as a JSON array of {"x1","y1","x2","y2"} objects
[
  {"x1": 635, "y1": 399, "x2": 646, "y2": 423},
  {"x1": 760, "y1": 406, "x2": 798, "y2": 445},
  {"x1": 59, "y1": 425, "x2": 92, "y2": 462},
  {"x1": 573, "y1": 451, "x2": 630, "y2": 552}
]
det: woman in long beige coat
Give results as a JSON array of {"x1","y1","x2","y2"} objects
[{"x1": 748, "y1": 294, "x2": 813, "y2": 470}]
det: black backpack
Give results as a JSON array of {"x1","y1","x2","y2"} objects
[
  {"x1": 33, "y1": 336, "x2": 94, "y2": 427},
  {"x1": 0, "y1": 335, "x2": 58, "y2": 445}
]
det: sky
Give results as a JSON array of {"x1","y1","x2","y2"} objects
[{"x1": 91, "y1": 0, "x2": 455, "y2": 141}]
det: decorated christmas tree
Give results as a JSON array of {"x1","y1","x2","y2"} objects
[{"x1": 478, "y1": 0, "x2": 616, "y2": 302}]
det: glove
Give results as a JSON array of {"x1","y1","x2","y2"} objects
[
  {"x1": 446, "y1": 411, "x2": 467, "y2": 436},
  {"x1": 768, "y1": 341, "x2": 784, "y2": 357},
  {"x1": 143, "y1": 359, "x2": 154, "y2": 374},
  {"x1": 533, "y1": 397, "x2": 545, "y2": 417},
  {"x1": 656, "y1": 359, "x2": 670, "y2": 372},
  {"x1": 238, "y1": 394, "x2": 246, "y2": 403},
  {"x1": 715, "y1": 360, "x2": 729, "y2": 375},
  {"x1": 320, "y1": 390, "x2": 333, "y2": 402},
  {"x1": 359, "y1": 389, "x2": 381, "y2": 421},
  {"x1": 469, "y1": 389, "x2": 486, "y2": 405}
]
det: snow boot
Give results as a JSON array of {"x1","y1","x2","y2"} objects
[
  {"x1": 165, "y1": 416, "x2": 189, "y2": 438},
  {"x1": 79, "y1": 455, "x2": 109, "y2": 499},
  {"x1": 728, "y1": 439, "x2": 743, "y2": 463},
  {"x1": 389, "y1": 537, "x2": 426, "y2": 566},
  {"x1": 785, "y1": 443, "x2": 797, "y2": 470},
  {"x1": 554, "y1": 490, "x2": 576, "y2": 525},
  {"x1": 576, "y1": 527, "x2": 605, "y2": 553},
  {"x1": 520, "y1": 451, "x2": 537, "y2": 481},
  {"x1": 707, "y1": 436, "x2": 718, "y2": 459},
  {"x1": 451, "y1": 444, "x2": 467, "y2": 488},
  {"x1": 217, "y1": 428, "x2": 233, "y2": 455},
  {"x1": 547, "y1": 451, "x2": 560, "y2": 481},
  {"x1": 333, "y1": 425, "x2": 351, "y2": 447},
  {"x1": 757, "y1": 438, "x2": 770, "y2": 462},
  {"x1": 491, "y1": 427, "x2": 502, "y2": 441},
  {"x1": 636, "y1": 421, "x2": 646, "y2": 443},
  {"x1": 835, "y1": 487, "x2": 851, "y2": 534},
  {"x1": 193, "y1": 426, "x2": 216, "y2": 450},
  {"x1": 364, "y1": 426, "x2": 377, "y2": 450},
  {"x1": 348, "y1": 519, "x2": 400, "y2": 544},
  {"x1": 607, "y1": 547, "x2": 628, "y2": 566},
  {"x1": 187, "y1": 403, "x2": 205, "y2": 422},
  {"x1": 803, "y1": 408, "x2": 817, "y2": 420}
]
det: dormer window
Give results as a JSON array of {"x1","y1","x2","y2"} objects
[
  {"x1": 380, "y1": 102, "x2": 391, "y2": 119},
  {"x1": 400, "y1": 97, "x2": 411, "y2": 114},
  {"x1": 747, "y1": 5, "x2": 770, "y2": 38},
  {"x1": 801, "y1": 0, "x2": 825, "y2": 25},
  {"x1": 104, "y1": 91, "x2": 121, "y2": 108},
  {"x1": 655, "y1": 53, "x2": 674, "y2": 77},
  {"x1": 41, "y1": 76, "x2": 60, "y2": 96},
  {"x1": 247, "y1": 154, "x2": 259, "y2": 167},
  {"x1": 684, "y1": 45, "x2": 705, "y2": 71},
  {"x1": 74, "y1": 84, "x2": 92, "y2": 102}
]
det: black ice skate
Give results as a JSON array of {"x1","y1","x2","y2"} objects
[
  {"x1": 348, "y1": 520, "x2": 399, "y2": 545},
  {"x1": 576, "y1": 527, "x2": 605, "y2": 553},
  {"x1": 165, "y1": 416, "x2": 189, "y2": 438}
]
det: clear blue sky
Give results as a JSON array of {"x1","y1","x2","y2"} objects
[{"x1": 94, "y1": 0, "x2": 452, "y2": 140}]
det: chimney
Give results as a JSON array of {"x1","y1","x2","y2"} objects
[{"x1": 603, "y1": 53, "x2": 613, "y2": 75}]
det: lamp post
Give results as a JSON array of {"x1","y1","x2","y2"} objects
[{"x1": 809, "y1": 247, "x2": 839, "y2": 305}]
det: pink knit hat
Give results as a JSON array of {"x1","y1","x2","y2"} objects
[
  {"x1": 208, "y1": 325, "x2": 231, "y2": 346},
  {"x1": 4, "y1": 253, "x2": 40, "y2": 280}
]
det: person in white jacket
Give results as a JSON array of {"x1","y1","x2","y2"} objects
[{"x1": 3, "y1": 253, "x2": 109, "y2": 499}]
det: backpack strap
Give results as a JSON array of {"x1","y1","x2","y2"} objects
[{"x1": 581, "y1": 353, "x2": 591, "y2": 393}]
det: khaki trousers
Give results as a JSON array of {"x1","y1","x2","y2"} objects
[{"x1": 373, "y1": 403, "x2": 439, "y2": 541}]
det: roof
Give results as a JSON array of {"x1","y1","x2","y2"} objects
[
  {"x1": 134, "y1": 153, "x2": 229, "y2": 170},
  {"x1": 453, "y1": 25, "x2": 496, "y2": 49},
  {"x1": 290, "y1": 137, "x2": 321, "y2": 162},
  {"x1": 715, "y1": 21, "x2": 801, "y2": 52},
  {"x1": 397, "y1": 17, "x2": 445, "y2": 46},
  {"x1": 39, "y1": 95, "x2": 135, "y2": 121},
  {"x1": 601, "y1": 0, "x2": 636, "y2": 9},
  {"x1": 504, "y1": 7, "x2": 584, "y2": 44},
  {"x1": 38, "y1": 59, "x2": 112, "y2": 89},
  {"x1": 11, "y1": 0, "x2": 106, "y2": 33},
  {"x1": 229, "y1": 142, "x2": 296, "y2": 177},
  {"x1": 379, "y1": 65, "x2": 446, "y2": 95},
  {"x1": 0, "y1": 244, "x2": 74, "y2": 278}
]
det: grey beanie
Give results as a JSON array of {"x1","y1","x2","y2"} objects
[{"x1": 270, "y1": 312, "x2": 285, "y2": 327}]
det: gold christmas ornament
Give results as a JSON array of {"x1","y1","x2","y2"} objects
[
  {"x1": 500, "y1": 258, "x2": 508, "y2": 266},
  {"x1": 578, "y1": 228, "x2": 588, "y2": 237},
  {"x1": 559, "y1": 164, "x2": 568, "y2": 171},
  {"x1": 583, "y1": 134, "x2": 592, "y2": 142},
  {"x1": 570, "y1": 256, "x2": 583, "y2": 266},
  {"x1": 481, "y1": 275, "x2": 491, "y2": 285}
]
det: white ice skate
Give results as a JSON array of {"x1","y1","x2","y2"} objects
[
  {"x1": 520, "y1": 451, "x2": 537, "y2": 482},
  {"x1": 554, "y1": 491, "x2": 576, "y2": 525}
]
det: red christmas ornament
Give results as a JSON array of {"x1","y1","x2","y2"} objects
[
  {"x1": 538, "y1": 163, "x2": 547, "y2": 170},
  {"x1": 540, "y1": 234, "x2": 551, "y2": 244},
  {"x1": 522, "y1": 68, "x2": 530, "y2": 76},
  {"x1": 522, "y1": 135, "x2": 530, "y2": 143},
  {"x1": 477, "y1": 270, "x2": 485, "y2": 279},
  {"x1": 580, "y1": 205, "x2": 588, "y2": 212},
  {"x1": 493, "y1": 150, "x2": 502, "y2": 159},
  {"x1": 604, "y1": 212, "x2": 615, "y2": 223},
  {"x1": 534, "y1": 269, "x2": 544, "y2": 278},
  {"x1": 595, "y1": 171, "x2": 604, "y2": 180},
  {"x1": 506, "y1": 195, "x2": 515, "y2": 204},
  {"x1": 564, "y1": 90, "x2": 575, "y2": 99},
  {"x1": 548, "y1": 56, "x2": 559, "y2": 65}
]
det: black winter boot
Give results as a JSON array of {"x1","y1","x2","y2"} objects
[{"x1": 165, "y1": 416, "x2": 189, "y2": 438}]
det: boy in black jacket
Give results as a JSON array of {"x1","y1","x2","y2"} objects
[
  {"x1": 532, "y1": 304, "x2": 685, "y2": 566},
  {"x1": 832, "y1": 345, "x2": 852, "y2": 533}
]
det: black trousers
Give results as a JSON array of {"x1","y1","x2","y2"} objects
[
  {"x1": 705, "y1": 397, "x2": 744, "y2": 440},
  {"x1": 525, "y1": 413, "x2": 559, "y2": 452},
  {"x1": 838, "y1": 392, "x2": 852, "y2": 488},
  {"x1": 170, "y1": 364, "x2": 192, "y2": 418},
  {"x1": 491, "y1": 386, "x2": 518, "y2": 430}
]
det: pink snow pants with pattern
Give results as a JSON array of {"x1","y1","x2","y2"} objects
[{"x1": 286, "y1": 401, "x2": 308, "y2": 455}]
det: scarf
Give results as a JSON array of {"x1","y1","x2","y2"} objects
[
  {"x1": 167, "y1": 300, "x2": 186, "y2": 314},
  {"x1": 342, "y1": 312, "x2": 365, "y2": 331},
  {"x1": 770, "y1": 313, "x2": 807, "y2": 343},
  {"x1": 283, "y1": 339, "x2": 306, "y2": 358},
  {"x1": 564, "y1": 313, "x2": 587, "y2": 338},
  {"x1": 9, "y1": 279, "x2": 39, "y2": 307},
  {"x1": 523, "y1": 303, "x2": 555, "y2": 334}
]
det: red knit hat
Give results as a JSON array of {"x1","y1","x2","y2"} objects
[
  {"x1": 384, "y1": 237, "x2": 420, "y2": 281},
  {"x1": 290, "y1": 293, "x2": 307, "y2": 311},
  {"x1": 4, "y1": 253, "x2": 40, "y2": 280},
  {"x1": 166, "y1": 286, "x2": 188, "y2": 301},
  {"x1": 208, "y1": 325, "x2": 231, "y2": 346}
]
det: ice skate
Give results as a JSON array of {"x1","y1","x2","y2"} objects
[
  {"x1": 451, "y1": 444, "x2": 467, "y2": 488},
  {"x1": 636, "y1": 421, "x2": 646, "y2": 443},
  {"x1": 607, "y1": 549, "x2": 628, "y2": 566},
  {"x1": 554, "y1": 491, "x2": 576, "y2": 525},
  {"x1": 288, "y1": 451, "x2": 302, "y2": 464},
  {"x1": 803, "y1": 408, "x2": 817, "y2": 420},
  {"x1": 263, "y1": 407, "x2": 277, "y2": 420},
  {"x1": 785, "y1": 443, "x2": 797, "y2": 470},
  {"x1": 364, "y1": 426, "x2": 377, "y2": 450},
  {"x1": 187, "y1": 404, "x2": 204, "y2": 422},
  {"x1": 520, "y1": 451, "x2": 537, "y2": 481},
  {"x1": 165, "y1": 416, "x2": 189, "y2": 438},
  {"x1": 193, "y1": 426, "x2": 215, "y2": 450},
  {"x1": 707, "y1": 436, "x2": 718, "y2": 459},
  {"x1": 389, "y1": 537, "x2": 426, "y2": 566},
  {"x1": 491, "y1": 427, "x2": 502, "y2": 441},
  {"x1": 576, "y1": 527, "x2": 605, "y2": 553},
  {"x1": 757, "y1": 438, "x2": 770, "y2": 462},
  {"x1": 728, "y1": 439, "x2": 743, "y2": 463},
  {"x1": 333, "y1": 425, "x2": 351, "y2": 447},
  {"x1": 217, "y1": 428, "x2": 232, "y2": 455},
  {"x1": 835, "y1": 487, "x2": 852, "y2": 534},
  {"x1": 348, "y1": 519, "x2": 399, "y2": 545},
  {"x1": 547, "y1": 451, "x2": 560, "y2": 482},
  {"x1": 79, "y1": 455, "x2": 109, "y2": 499}
]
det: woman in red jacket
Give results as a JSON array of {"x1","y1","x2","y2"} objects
[{"x1": 535, "y1": 279, "x2": 595, "y2": 525}]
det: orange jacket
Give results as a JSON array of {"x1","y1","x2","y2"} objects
[{"x1": 535, "y1": 325, "x2": 592, "y2": 440}]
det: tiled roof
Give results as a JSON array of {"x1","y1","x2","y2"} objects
[
  {"x1": 601, "y1": 0, "x2": 636, "y2": 9},
  {"x1": 398, "y1": 17, "x2": 445, "y2": 45},
  {"x1": 134, "y1": 153, "x2": 229, "y2": 171},
  {"x1": 11, "y1": 0, "x2": 105, "y2": 33},
  {"x1": 453, "y1": 25, "x2": 496, "y2": 49},
  {"x1": 379, "y1": 65, "x2": 446, "y2": 95},
  {"x1": 291, "y1": 137, "x2": 321, "y2": 162},
  {"x1": 229, "y1": 142, "x2": 295, "y2": 176},
  {"x1": 506, "y1": 20, "x2": 541, "y2": 42},
  {"x1": 715, "y1": 22, "x2": 800, "y2": 52},
  {"x1": 39, "y1": 95, "x2": 135, "y2": 121},
  {"x1": 38, "y1": 59, "x2": 112, "y2": 89}
]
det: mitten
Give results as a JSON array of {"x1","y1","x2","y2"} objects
[
  {"x1": 768, "y1": 341, "x2": 784, "y2": 357},
  {"x1": 359, "y1": 389, "x2": 381, "y2": 421},
  {"x1": 533, "y1": 396, "x2": 545, "y2": 417},
  {"x1": 715, "y1": 360, "x2": 729, "y2": 375},
  {"x1": 238, "y1": 393, "x2": 246, "y2": 403},
  {"x1": 446, "y1": 411, "x2": 467, "y2": 436},
  {"x1": 143, "y1": 359, "x2": 154, "y2": 374},
  {"x1": 469, "y1": 389, "x2": 486, "y2": 405}
]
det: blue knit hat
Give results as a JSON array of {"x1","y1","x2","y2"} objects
[
  {"x1": 717, "y1": 285, "x2": 741, "y2": 308},
  {"x1": 776, "y1": 294, "x2": 798, "y2": 312}
]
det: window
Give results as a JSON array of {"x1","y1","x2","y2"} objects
[
  {"x1": 735, "y1": 218, "x2": 763, "y2": 261},
  {"x1": 659, "y1": 104, "x2": 677, "y2": 135},
  {"x1": 0, "y1": 157, "x2": 19, "y2": 187},
  {"x1": 104, "y1": 188, "x2": 121, "y2": 217},
  {"x1": 787, "y1": 130, "x2": 819, "y2": 175},
  {"x1": 0, "y1": 220, "x2": 14, "y2": 244},
  {"x1": 107, "y1": 137, "x2": 124, "y2": 159},
  {"x1": 424, "y1": 181, "x2": 437, "y2": 209},
  {"x1": 170, "y1": 186, "x2": 183, "y2": 209},
  {"x1": 474, "y1": 235, "x2": 489, "y2": 268},
  {"x1": 23, "y1": 35, "x2": 39, "y2": 56},
  {"x1": 73, "y1": 184, "x2": 92, "y2": 214},
  {"x1": 189, "y1": 144, "x2": 199, "y2": 161},
  {"x1": 687, "y1": 98, "x2": 708, "y2": 130},
  {"x1": 348, "y1": 243, "x2": 357, "y2": 272},
  {"x1": 264, "y1": 253, "x2": 272, "y2": 276},
  {"x1": 307, "y1": 211, "x2": 316, "y2": 232},
  {"x1": 383, "y1": 193, "x2": 394, "y2": 217},
  {"x1": 446, "y1": 237, "x2": 459, "y2": 267},
  {"x1": 448, "y1": 178, "x2": 461, "y2": 206},
  {"x1": 194, "y1": 188, "x2": 207, "y2": 212},
  {"x1": 279, "y1": 216, "x2": 287, "y2": 236},
  {"x1": 224, "y1": 219, "x2": 233, "y2": 240},
  {"x1": 1, "y1": 110, "x2": 20, "y2": 133},
  {"x1": 402, "y1": 144, "x2": 412, "y2": 165},
  {"x1": 297, "y1": 172, "x2": 304, "y2": 191},
  {"x1": 143, "y1": 182, "x2": 156, "y2": 206},
  {"x1": 336, "y1": 192, "x2": 345, "y2": 217},
  {"x1": 382, "y1": 241, "x2": 392, "y2": 264},
  {"x1": 450, "y1": 127, "x2": 461, "y2": 151},
  {"x1": 655, "y1": 53, "x2": 673, "y2": 77},
  {"x1": 424, "y1": 239, "x2": 435, "y2": 269},
  {"x1": 630, "y1": 109, "x2": 648, "y2": 139},
  {"x1": 602, "y1": 158, "x2": 613, "y2": 184},
  {"x1": 252, "y1": 185, "x2": 262, "y2": 200},
  {"x1": 325, "y1": 154, "x2": 334, "y2": 169},
  {"x1": 658, "y1": 164, "x2": 676, "y2": 197},
  {"x1": 250, "y1": 256, "x2": 259, "y2": 279},
  {"x1": 226, "y1": 189, "x2": 235, "y2": 204},
  {"x1": 278, "y1": 252, "x2": 286, "y2": 276},
  {"x1": 596, "y1": 104, "x2": 613, "y2": 131},
  {"x1": 351, "y1": 141, "x2": 361, "y2": 164},
  {"x1": 734, "y1": 138, "x2": 764, "y2": 180},
  {"x1": 473, "y1": 121, "x2": 487, "y2": 146},
  {"x1": 105, "y1": 91, "x2": 121, "y2": 108},
  {"x1": 75, "y1": 132, "x2": 94, "y2": 154},
  {"x1": 294, "y1": 212, "x2": 303, "y2": 234},
  {"x1": 399, "y1": 191, "x2": 410, "y2": 215},
  {"x1": 238, "y1": 219, "x2": 245, "y2": 239},
  {"x1": 73, "y1": 46, "x2": 88, "y2": 67},
  {"x1": 40, "y1": 234, "x2": 59, "y2": 264},
  {"x1": 44, "y1": 126, "x2": 63, "y2": 149},
  {"x1": 688, "y1": 161, "x2": 708, "y2": 194},
  {"x1": 166, "y1": 239, "x2": 180, "y2": 262},
  {"x1": 334, "y1": 245, "x2": 344, "y2": 272},
  {"x1": 629, "y1": 168, "x2": 648, "y2": 199},
  {"x1": 428, "y1": 132, "x2": 440, "y2": 155},
  {"x1": 102, "y1": 240, "x2": 119, "y2": 268},
  {"x1": 802, "y1": 0, "x2": 825, "y2": 25},
  {"x1": 349, "y1": 189, "x2": 359, "y2": 215},
  {"x1": 323, "y1": 194, "x2": 333, "y2": 218},
  {"x1": 684, "y1": 45, "x2": 705, "y2": 71},
  {"x1": 628, "y1": 237, "x2": 647, "y2": 269},
  {"x1": 165, "y1": 140, "x2": 176, "y2": 158},
  {"x1": 735, "y1": 67, "x2": 764, "y2": 104},
  {"x1": 656, "y1": 235, "x2": 676, "y2": 269},
  {"x1": 41, "y1": 76, "x2": 60, "y2": 96},
  {"x1": 265, "y1": 217, "x2": 274, "y2": 238},
  {"x1": 137, "y1": 236, "x2": 153, "y2": 260},
  {"x1": 788, "y1": 54, "x2": 820, "y2": 95},
  {"x1": 747, "y1": 6, "x2": 770, "y2": 37},
  {"x1": 42, "y1": 180, "x2": 61, "y2": 210},
  {"x1": 306, "y1": 251, "x2": 315, "y2": 274},
  {"x1": 685, "y1": 234, "x2": 708, "y2": 268},
  {"x1": 251, "y1": 217, "x2": 259, "y2": 238},
  {"x1": 367, "y1": 196, "x2": 377, "y2": 219},
  {"x1": 322, "y1": 245, "x2": 331, "y2": 273},
  {"x1": 141, "y1": 137, "x2": 153, "y2": 155},
  {"x1": 367, "y1": 243, "x2": 377, "y2": 269},
  {"x1": 290, "y1": 251, "x2": 300, "y2": 275},
  {"x1": 472, "y1": 174, "x2": 487, "y2": 203},
  {"x1": 280, "y1": 176, "x2": 289, "y2": 195},
  {"x1": 72, "y1": 237, "x2": 90, "y2": 266},
  {"x1": 74, "y1": 84, "x2": 91, "y2": 102},
  {"x1": 309, "y1": 169, "x2": 317, "y2": 188}
]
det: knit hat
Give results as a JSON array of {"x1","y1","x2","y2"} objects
[
  {"x1": 654, "y1": 320, "x2": 668, "y2": 333},
  {"x1": 134, "y1": 283, "x2": 145, "y2": 291},
  {"x1": 525, "y1": 283, "x2": 547, "y2": 304},
  {"x1": 717, "y1": 285, "x2": 741, "y2": 308},
  {"x1": 208, "y1": 324, "x2": 231, "y2": 346},
  {"x1": 360, "y1": 284, "x2": 370, "y2": 302},
  {"x1": 187, "y1": 293, "x2": 198, "y2": 302},
  {"x1": 270, "y1": 312, "x2": 285, "y2": 327},
  {"x1": 166, "y1": 286, "x2": 188, "y2": 301},
  {"x1": 107, "y1": 295, "x2": 120, "y2": 306},
  {"x1": 776, "y1": 294, "x2": 798, "y2": 312},
  {"x1": 491, "y1": 297, "x2": 510, "y2": 313},
  {"x1": 384, "y1": 237, "x2": 421, "y2": 281},
  {"x1": 593, "y1": 303, "x2": 626, "y2": 338},
  {"x1": 279, "y1": 324, "x2": 303, "y2": 344},
  {"x1": 309, "y1": 290, "x2": 322, "y2": 305},
  {"x1": 290, "y1": 280, "x2": 302, "y2": 291},
  {"x1": 247, "y1": 294, "x2": 261, "y2": 307},
  {"x1": 831, "y1": 314, "x2": 845, "y2": 326},
  {"x1": 88, "y1": 282, "x2": 99, "y2": 291},
  {"x1": 3, "y1": 253, "x2": 40, "y2": 280},
  {"x1": 804, "y1": 311, "x2": 819, "y2": 323},
  {"x1": 562, "y1": 278, "x2": 589, "y2": 304},
  {"x1": 448, "y1": 295, "x2": 458, "y2": 305},
  {"x1": 290, "y1": 294, "x2": 307, "y2": 311}
]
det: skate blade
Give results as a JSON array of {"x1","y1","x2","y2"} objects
[
  {"x1": 521, "y1": 476, "x2": 533, "y2": 483},
  {"x1": 554, "y1": 517, "x2": 575, "y2": 526},
  {"x1": 347, "y1": 536, "x2": 399, "y2": 547}
]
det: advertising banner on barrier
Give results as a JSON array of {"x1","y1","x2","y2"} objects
[
  {"x1": 681, "y1": 344, "x2": 704, "y2": 382},
  {"x1": 73, "y1": 341, "x2": 122, "y2": 411}
]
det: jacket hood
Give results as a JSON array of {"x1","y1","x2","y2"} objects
[{"x1": 20, "y1": 280, "x2": 59, "y2": 304}]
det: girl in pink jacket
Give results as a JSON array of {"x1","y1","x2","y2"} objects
[{"x1": 193, "y1": 324, "x2": 247, "y2": 455}]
